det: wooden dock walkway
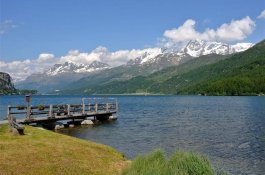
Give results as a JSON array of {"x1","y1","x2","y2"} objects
[{"x1": 5, "y1": 97, "x2": 118, "y2": 133}]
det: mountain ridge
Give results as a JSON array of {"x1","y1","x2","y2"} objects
[
  {"x1": 16, "y1": 39, "x2": 254, "y2": 94},
  {"x1": 82, "y1": 39, "x2": 264, "y2": 95},
  {"x1": 46, "y1": 60, "x2": 110, "y2": 76},
  {"x1": 127, "y1": 40, "x2": 253, "y2": 66}
]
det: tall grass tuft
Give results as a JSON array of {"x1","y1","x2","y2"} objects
[{"x1": 122, "y1": 149, "x2": 223, "y2": 175}]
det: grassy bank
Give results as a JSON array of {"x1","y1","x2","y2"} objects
[
  {"x1": 122, "y1": 150, "x2": 226, "y2": 175},
  {"x1": 0, "y1": 124, "x2": 128, "y2": 175}
]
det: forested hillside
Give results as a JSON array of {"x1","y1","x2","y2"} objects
[{"x1": 81, "y1": 39, "x2": 264, "y2": 96}]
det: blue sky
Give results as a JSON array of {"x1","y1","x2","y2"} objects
[
  {"x1": 0, "y1": 0, "x2": 265, "y2": 81},
  {"x1": 1, "y1": 0, "x2": 264, "y2": 61}
]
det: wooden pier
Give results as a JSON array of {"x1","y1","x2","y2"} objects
[{"x1": 6, "y1": 97, "x2": 118, "y2": 133}]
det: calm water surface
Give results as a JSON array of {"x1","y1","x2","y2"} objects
[{"x1": 1, "y1": 95, "x2": 265, "y2": 174}]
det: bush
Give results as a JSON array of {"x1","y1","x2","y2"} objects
[
  {"x1": 38, "y1": 105, "x2": 45, "y2": 110},
  {"x1": 122, "y1": 150, "x2": 224, "y2": 175}
]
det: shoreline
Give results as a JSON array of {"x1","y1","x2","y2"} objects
[
  {"x1": 1, "y1": 93, "x2": 264, "y2": 97},
  {"x1": 0, "y1": 123, "x2": 227, "y2": 175}
]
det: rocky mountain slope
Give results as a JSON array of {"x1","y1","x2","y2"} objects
[{"x1": 0, "y1": 72, "x2": 16, "y2": 94}]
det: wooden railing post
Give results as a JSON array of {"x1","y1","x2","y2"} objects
[
  {"x1": 26, "y1": 105, "x2": 31, "y2": 120},
  {"x1": 7, "y1": 105, "x2": 10, "y2": 118},
  {"x1": 49, "y1": 105, "x2": 53, "y2": 118},
  {"x1": 116, "y1": 99, "x2": 118, "y2": 112},
  {"x1": 7, "y1": 105, "x2": 12, "y2": 132},
  {"x1": 10, "y1": 115, "x2": 13, "y2": 132},
  {"x1": 95, "y1": 103, "x2": 98, "y2": 113}
]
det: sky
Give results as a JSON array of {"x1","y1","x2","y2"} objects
[{"x1": 0, "y1": 0, "x2": 265, "y2": 80}]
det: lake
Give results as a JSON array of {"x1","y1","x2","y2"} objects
[{"x1": 1, "y1": 95, "x2": 265, "y2": 174}]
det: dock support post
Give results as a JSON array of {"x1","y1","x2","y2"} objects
[
  {"x1": 67, "y1": 104, "x2": 70, "y2": 116},
  {"x1": 49, "y1": 105, "x2": 53, "y2": 118},
  {"x1": 82, "y1": 102, "x2": 85, "y2": 115},
  {"x1": 116, "y1": 99, "x2": 118, "y2": 112},
  {"x1": 106, "y1": 103, "x2": 109, "y2": 112}
]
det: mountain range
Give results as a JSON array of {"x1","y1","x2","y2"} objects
[
  {"x1": 76, "y1": 39, "x2": 265, "y2": 95},
  {"x1": 15, "y1": 61, "x2": 110, "y2": 93},
  {"x1": 15, "y1": 39, "x2": 254, "y2": 94},
  {"x1": 46, "y1": 61, "x2": 110, "y2": 76}
]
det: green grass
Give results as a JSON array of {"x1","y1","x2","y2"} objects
[
  {"x1": 0, "y1": 124, "x2": 128, "y2": 175},
  {"x1": 122, "y1": 150, "x2": 226, "y2": 175}
]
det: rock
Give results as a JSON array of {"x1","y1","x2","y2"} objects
[
  {"x1": 81, "y1": 120, "x2": 94, "y2": 125},
  {"x1": 69, "y1": 124, "x2": 74, "y2": 128},
  {"x1": 109, "y1": 115, "x2": 117, "y2": 120},
  {"x1": 54, "y1": 124, "x2": 64, "y2": 130},
  {"x1": 12, "y1": 127, "x2": 24, "y2": 135},
  {"x1": 0, "y1": 72, "x2": 16, "y2": 94},
  {"x1": 12, "y1": 127, "x2": 19, "y2": 135}
]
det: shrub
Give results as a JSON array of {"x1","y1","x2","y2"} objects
[
  {"x1": 122, "y1": 150, "x2": 223, "y2": 175},
  {"x1": 38, "y1": 105, "x2": 45, "y2": 110}
]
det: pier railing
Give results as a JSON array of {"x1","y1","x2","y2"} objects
[{"x1": 7, "y1": 97, "x2": 118, "y2": 122}]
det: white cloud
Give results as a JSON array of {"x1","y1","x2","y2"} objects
[
  {"x1": 0, "y1": 20, "x2": 17, "y2": 35},
  {"x1": 0, "y1": 61, "x2": 7, "y2": 68},
  {"x1": 215, "y1": 16, "x2": 255, "y2": 41},
  {"x1": 164, "y1": 19, "x2": 202, "y2": 42},
  {"x1": 0, "y1": 53, "x2": 56, "y2": 81},
  {"x1": 163, "y1": 16, "x2": 255, "y2": 43},
  {"x1": 1, "y1": 47, "x2": 161, "y2": 81},
  {"x1": 257, "y1": 9, "x2": 265, "y2": 19},
  {"x1": 1, "y1": 59, "x2": 32, "y2": 81},
  {"x1": 59, "y1": 46, "x2": 161, "y2": 67},
  {"x1": 37, "y1": 53, "x2": 55, "y2": 63}
]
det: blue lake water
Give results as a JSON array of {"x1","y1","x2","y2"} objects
[{"x1": 1, "y1": 95, "x2": 265, "y2": 174}]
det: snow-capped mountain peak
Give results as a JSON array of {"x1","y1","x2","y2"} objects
[
  {"x1": 231, "y1": 43, "x2": 254, "y2": 53},
  {"x1": 182, "y1": 39, "x2": 207, "y2": 57},
  {"x1": 126, "y1": 48, "x2": 162, "y2": 65},
  {"x1": 140, "y1": 49, "x2": 163, "y2": 64},
  {"x1": 126, "y1": 39, "x2": 253, "y2": 66},
  {"x1": 179, "y1": 39, "x2": 253, "y2": 57},
  {"x1": 88, "y1": 60, "x2": 110, "y2": 69},
  {"x1": 46, "y1": 61, "x2": 110, "y2": 76}
]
